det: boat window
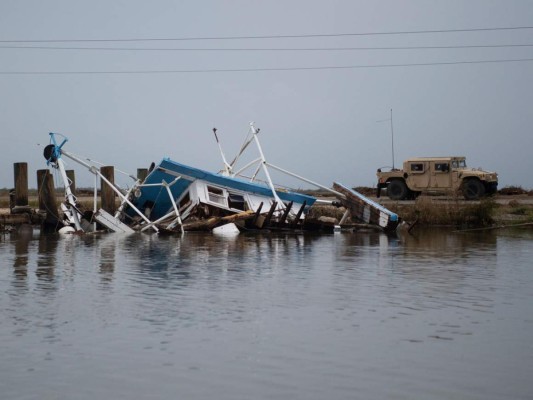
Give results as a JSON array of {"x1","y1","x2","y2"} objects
[
  {"x1": 228, "y1": 193, "x2": 247, "y2": 211},
  {"x1": 207, "y1": 186, "x2": 226, "y2": 206},
  {"x1": 410, "y1": 163, "x2": 424, "y2": 173}
]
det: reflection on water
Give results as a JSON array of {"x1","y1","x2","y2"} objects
[{"x1": 1, "y1": 227, "x2": 532, "y2": 400}]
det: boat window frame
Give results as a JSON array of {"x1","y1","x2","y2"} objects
[
  {"x1": 206, "y1": 185, "x2": 227, "y2": 207},
  {"x1": 227, "y1": 191, "x2": 248, "y2": 211}
]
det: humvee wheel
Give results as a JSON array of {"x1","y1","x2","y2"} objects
[
  {"x1": 463, "y1": 179, "x2": 485, "y2": 200},
  {"x1": 388, "y1": 180, "x2": 408, "y2": 200}
]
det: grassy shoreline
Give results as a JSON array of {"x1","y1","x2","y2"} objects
[{"x1": 2, "y1": 189, "x2": 533, "y2": 229}]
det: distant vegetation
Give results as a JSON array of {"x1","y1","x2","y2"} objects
[{"x1": 498, "y1": 186, "x2": 533, "y2": 196}]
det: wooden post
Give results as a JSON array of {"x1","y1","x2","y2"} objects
[
  {"x1": 277, "y1": 201, "x2": 293, "y2": 226},
  {"x1": 137, "y1": 168, "x2": 148, "y2": 182},
  {"x1": 37, "y1": 169, "x2": 49, "y2": 212},
  {"x1": 37, "y1": 169, "x2": 60, "y2": 229},
  {"x1": 100, "y1": 166, "x2": 116, "y2": 215},
  {"x1": 290, "y1": 201, "x2": 306, "y2": 228},
  {"x1": 252, "y1": 202, "x2": 263, "y2": 227},
  {"x1": 13, "y1": 162, "x2": 28, "y2": 207},
  {"x1": 263, "y1": 201, "x2": 277, "y2": 228},
  {"x1": 332, "y1": 182, "x2": 400, "y2": 232},
  {"x1": 66, "y1": 170, "x2": 76, "y2": 195}
]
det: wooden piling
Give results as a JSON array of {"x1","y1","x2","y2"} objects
[
  {"x1": 252, "y1": 202, "x2": 264, "y2": 227},
  {"x1": 277, "y1": 201, "x2": 293, "y2": 226},
  {"x1": 332, "y1": 182, "x2": 400, "y2": 232},
  {"x1": 100, "y1": 166, "x2": 116, "y2": 215},
  {"x1": 37, "y1": 169, "x2": 49, "y2": 212},
  {"x1": 36, "y1": 169, "x2": 60, "y2": 229},
  {"x1": 290, "y1": 201, "x2": 306, "y2": 228},
  {"x1": 263, "y1": 201, "x2": 277, "y2": 228},
  {"x1": 66, "y1": 170, "x2": 76, "y2": 195},
  {"x1": 13, "y1": 162, "x2": 28, "y2": 207}
]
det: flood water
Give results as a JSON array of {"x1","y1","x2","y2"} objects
[{"x1": 1, "y1": 227, "x2": 532, "y2": 400}]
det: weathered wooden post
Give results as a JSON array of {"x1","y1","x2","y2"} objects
[
  {"x1": 13, "y1": 162, "x2": 29, "y2": 209},
  {"x1": 137, "y1": 168, "x2": 148, "y2": 183},
  {"x1": 37, "y1": 169, "x2": 61, "y2": 230},
  {"x1": 100, "y1": 166, "x2": 116, "y2": 215},
  {"x1": 66, "y1": 170, "x2": 76, "y2": 195}
]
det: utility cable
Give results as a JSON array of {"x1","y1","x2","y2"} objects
[
  {"x1": 1, "y1": 26, "x2": 532, "y2": 43},
  {"x1": 1, "y1": 58, "x2": 532, "y2": 75},
  {"x1": 1, "y1": 44, "x2": 533, "y2": 51}
]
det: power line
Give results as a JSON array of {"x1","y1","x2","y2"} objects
[
  {"x1": 1, "y1": 58, "x2": 532, "y2": 75},
  {"x1": 1, "y1": 44, "x2": 533, "y2": 51},
  {"x1": 1, "y1": 26, "x2": 532, "y2": 43}
]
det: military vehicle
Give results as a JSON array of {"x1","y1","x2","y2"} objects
[{"x1": 376, "y1": 156, "x2": 498, "y2": 200}]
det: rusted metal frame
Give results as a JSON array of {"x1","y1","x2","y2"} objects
[
  {"x1": 140, "y1": 211, "x2": 178, "y2": 232},
  {"x1": 213, "y1": 128, "x2": 233, "y2": 175},
  {"x1": 114, "y1": 180, "x2": 140, "y2": 219},
  {"x1": 265, "y1": 162, "x2": 345, "y2": 200},
  {"x1": 228, "y1": 133, "x2": 255, "y2": 169},
  {"x1": 249, "y1": 124, "x2": 285, "y2": 208},
  {"x1": 61, "y1": 149, "x2": 158, "y2": 232},
  {"x1": 228, "y1": 157, "x2": 263, "y2": 178},
  {"x1": 137, "y1": 177, "x2": 184, "y2": 233},
  {"x1": 250, "y1": 162, "x2": 263, "y2": 182},
  {"x1": 53, "y1": 156, "x2": 83, "y2": 231}
]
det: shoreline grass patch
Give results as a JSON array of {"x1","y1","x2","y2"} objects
[{"x1": 389, "y1": 196, "x2": 497, "y2": 228}]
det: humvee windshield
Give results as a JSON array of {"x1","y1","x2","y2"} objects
[{"x1": 451, "y1": 160, "x2": 467, "y2": 169}]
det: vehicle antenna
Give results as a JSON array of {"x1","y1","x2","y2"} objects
[
  {"x1": 377, "y1": 109, "x2": 396, "y2": 169},
  {"x1": 390, "y1": 108, "x2": 395, "y2": 169}
]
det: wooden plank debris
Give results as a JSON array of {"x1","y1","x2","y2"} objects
[{"x1": 333, "y1": 182, "x2": 400, "y2": 232}]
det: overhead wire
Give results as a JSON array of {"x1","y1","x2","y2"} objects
[
  {"x1": 1, "y1": 58, "x2": 533, "y2": 75},
  {"x1": 1, "y1": 25, "x2": 532, "y2": 43},
  {"x1": 1, "y1": 44, "x2": 533, "y2": 51},
  {"x1": 1, "y1": 25, "x2": 532, "y2": 75}
]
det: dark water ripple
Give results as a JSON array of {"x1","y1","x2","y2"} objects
[{"x1": 1, "y1": 227, "x2": 532, "y2": 399}]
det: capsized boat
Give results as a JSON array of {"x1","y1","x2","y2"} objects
[
  {"x1": 124, "y1": 157, "x2": 317, "y2": 231},
  {"x1": 43, "y1": 123, "x2": 400, "y2": 234}
]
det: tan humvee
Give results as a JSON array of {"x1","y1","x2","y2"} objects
[{"x1": 376, "y1": 156, "x2": 498, "y2": 200}]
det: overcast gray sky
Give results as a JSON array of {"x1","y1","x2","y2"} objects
[{"x1": 1, "y1": 0, "x2": 532, "y2": 191}]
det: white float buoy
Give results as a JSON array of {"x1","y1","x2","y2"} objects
[
  {"x1": 58, "y1": 226, "x2": 76, "y2": 235},
  {"x1": 212, "y1": 223, "x2": 240, "y2": 236}
]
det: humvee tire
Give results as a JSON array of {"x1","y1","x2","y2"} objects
[
  {"x1": 462, "y1": 179, "x2": 485, "y2": 200},
  {"x1": 388, "y1": 180, "x2": 408, "y2": 200}
]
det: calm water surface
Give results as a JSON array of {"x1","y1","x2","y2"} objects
[{"x1": 1, "y1": 227, "x2": 532, "y2": 400}]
